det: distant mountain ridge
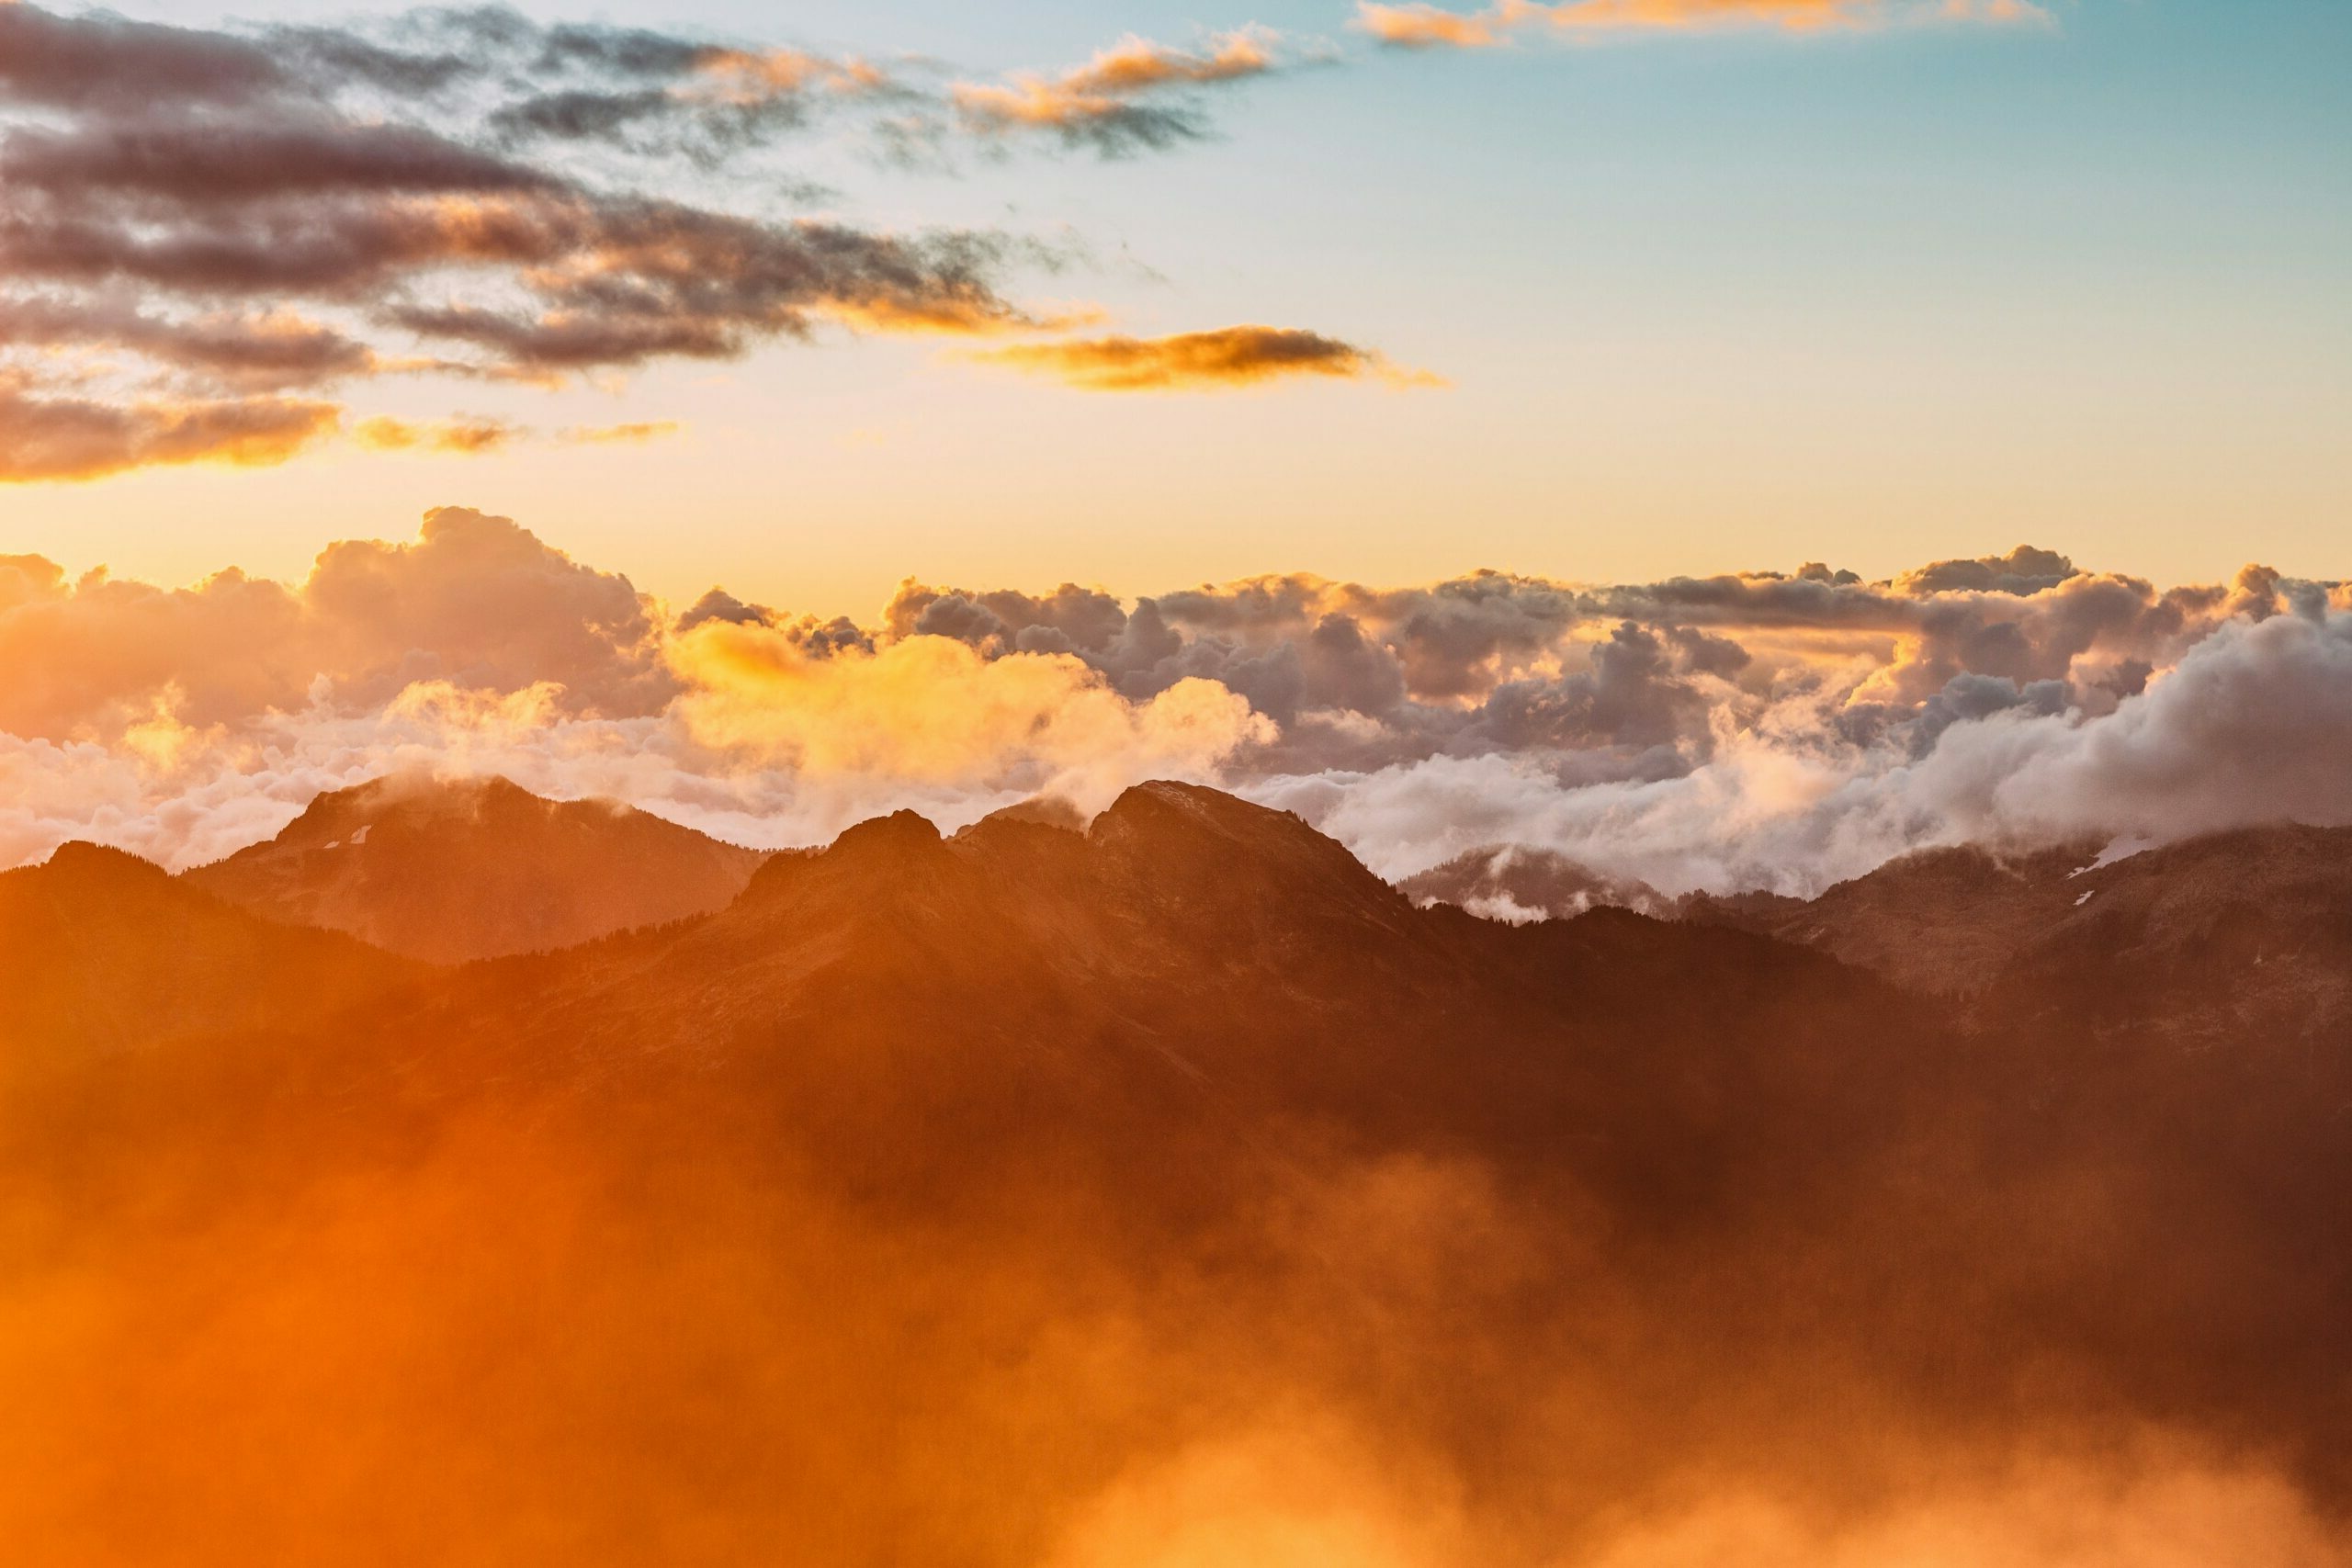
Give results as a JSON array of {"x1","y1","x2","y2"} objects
[
  {"x1": 183, "y1": 773, "x2": 768, "y2": 963},
  {"x1": 6, "y1": 778, "x2": 2347, "y2": 1564},
  {"x1": 1409, "y1": 828, "x2": 2352, "y2": 1028}
]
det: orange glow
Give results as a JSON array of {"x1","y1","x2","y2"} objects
[
  {"x1": 689, "y1": 47, "x2": 892, "y2": 104},
  {"x1": 953, "y1": 28, "x2": 1278, "y2": 132},
  {"x1": 964, "y1": 326, "x2": 1444, "y2": 392},
  {"x1": 669, "y1": 621, "x2": 1272, "y2": 793},
  {"x1": 557, "y1": 421, "x2": 680, "y2": 446},
  {"x1": 352, "y1": 415, "x2": 523, "y2": 455},
  {"x1": 0, "y1": 389, "x2": 340, "y2": 483}
]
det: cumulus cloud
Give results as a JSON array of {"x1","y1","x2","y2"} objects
[
  {"x1": 0, "y1": 510, "x2": 1271, "y2": 867},
  {"x1": 870, "y1": 547, "x2": 2346, "y2": 895},
  {"x1": 964, "y1": 326, "x2": 1441, "y2": 392},
  {"x1": 1253, "y1": 599, "x2": 2352, "y2": 897},
  {"x1": 0, "y1": 686, "x2": 1078, "y2": 876},
  {"x1": 0, "y1": 507, "x2": 668, "y2": 746},
  {"x1": 670, "y1": 621, "x2": 1273, "y2": 805},
  {"x1": 3, "y1": 510, "x2": 2346, "y2": 890}
]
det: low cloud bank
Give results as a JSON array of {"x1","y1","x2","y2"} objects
[
  {"x1": 2, "y1": 513, "x2": 2344, "y2": 886},
  {"x1": 1257, "y1": 600, "x2": 2352, "y2": 894}
]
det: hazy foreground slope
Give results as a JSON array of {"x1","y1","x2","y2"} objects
[
  {"x1": 5, "y1": 784, "x2": 2348, "y2": 1566},
  {"x1": 185, "y1": 773, "x2": 767, "y2": 963},
  {"x1": 0, "y1": 842, "x2": 420, "y2": 1074}
]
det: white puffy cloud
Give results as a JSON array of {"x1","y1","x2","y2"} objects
[
  {"x1": 1254, "y1": 603, "x2": 2352, "y2": 897},
  {"x1": 3, "y1": 511, "x2": 2346, "y2": 888}
]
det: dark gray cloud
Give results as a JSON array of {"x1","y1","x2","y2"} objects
[
  {"x1": 835, "y1": 549, "x2": 2345, "y2": 788},
  {"x1": 0, "y1": 379, "x2": 339, "y2": 483},
  {"x1": 0, "y1": 3, "x2": 288, "y2": 110},
  {"x1": 0, "y1": 5, "x2": 1386, "y2": 478},
  {"x1": 1898, "y1": 545, "x2": 2079, "y2": 596},
  {"x1": 0, "y1": 3, "x2": 1038, "y2": 480},
  {"x1": 0, "y1": 297, "x2": 377, "y2": 391}
]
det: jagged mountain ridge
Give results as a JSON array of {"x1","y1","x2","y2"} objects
[
  {"x1": 439, "y1": 783, "x2": 1865, "y2": 1130},
  {"x1": 183, "y1": 773, "x2": 769, "y2": 963},
  {"x1": 5, "y1": 781, "x2": 2346, "y2": 1565},
  {"x1": 1412, "y1": 828, "x2": 2352, "y2": 1022}
]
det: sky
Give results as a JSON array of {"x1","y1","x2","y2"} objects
[
  {"x1": 2, "y1": 0, "x2": 2346, "y2": 618},
  {"x1": 5, "y1": 0, "x2": 2351, "y2": 890}
]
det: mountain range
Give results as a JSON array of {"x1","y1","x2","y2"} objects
[
  {"x1": 183, "y1": 773, "x2": 769, "y2": 963},
  {"x1": 1413, "y1": 827, "x2": 2352, "y2": 1043},
  {"x1": 5, "y1": 776, "x2": 2346, "y2": 1565}
]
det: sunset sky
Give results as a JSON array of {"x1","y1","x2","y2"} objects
[
  {"x1": 4, "y1": 0, "x2": 2346, "y2": 616},
  {"x1": 11, "y1": 12, "x2": 2352, "y2": 1564}
]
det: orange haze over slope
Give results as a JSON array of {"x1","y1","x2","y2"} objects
[{"x1": 1, "y1": 782, "x2": 2346, "y2": 1565}]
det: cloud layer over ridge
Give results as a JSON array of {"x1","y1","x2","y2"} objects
[{"x1": 4, "y1": 513, "x2": 2345, "y2": 889}]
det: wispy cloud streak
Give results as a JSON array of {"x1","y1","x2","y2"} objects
[
  {"x1": 951, "y1": 28, "x2": 1286, "y2": 153},
  {"x1": 964, "y1": 326, "x2": 1440, "y2": 391},
  {"x1": 1355, "y1": 0, "x2": 2051, "y2": 49}
]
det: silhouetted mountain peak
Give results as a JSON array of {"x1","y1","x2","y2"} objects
[
  {"x1": 1091, "y1": 781, "x2": 1345, "y2": 877},
  {"x1": 731, "y1": 809, "x2": 960, "y2": 929},
  {"x1": 1089, "y1": 781, "x2": 1412, "y2": 936},
  {"x1": 32, "y1": 840, "x2": 170, "y2": 886},
  {"x1": 186, "y1": 773, "x2": 766, "y2": 963},
  {"x1": 827, "y1": 808, "x2": 944, "y2": 860},
  {"x1": 1092, "y1": 779, "x2": 1273, "y2": 840},
  {"x1": 277, "y1": 772, "x2": 575, "y2": 842}
]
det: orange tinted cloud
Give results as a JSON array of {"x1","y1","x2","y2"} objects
[
  {"x1": 559, "y1": 421, "x2": 680, "y2": 446},
  {"x1": 671, "y1": 623, "x2": 1272, "y2": 797},
  {"x1": 966, "y1": 327, "x2": 1443, "y2": 393},
  {"x1": 688, "y1": 47, "x2": 892, "y2": 105},
  {"x1": 1355, "y1": 0, "x2": 2047, "y2": 48},
  {"x1": 1357, "y1": 2, "x2": 1525, "y2": 48},
  {"x1": 1, "y1": 510, "x2": 2345, "y2": 893},
  {"x1": 352, "y1": 415, "x2": 524, "y2": 455},
  {"x1": 0, "y1": 4, "x2": 1048, "y2": 482},
  {"x1": 0, "y1": 383, "x2": 338, "y2": 482},
  {"x1": 820, "y1": 293, "x2": 1077, "y2": 340},
  {"x1": 952, "y1": 28, "x2": 1280, "y2": 151},
  {"x1": 352, "y1": 416, "x2": 679, "y2": 454}
]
